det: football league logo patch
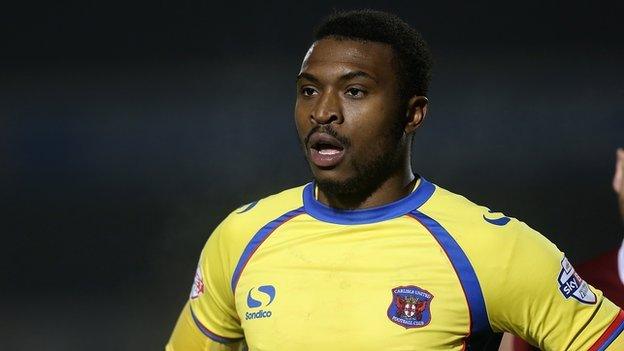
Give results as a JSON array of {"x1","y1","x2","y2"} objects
[
  {"x1": 557, "y1": 257, "x2": 596, "y2": 304},
  {"x1": 189, "y1": 266, "x2": 205, "y2": 299},
  {"x1": 387, "y1": 285, "x2": 433, "y2": 328}
]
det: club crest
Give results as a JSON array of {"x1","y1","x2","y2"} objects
[{"x1": 387, "y1": 285, "x2": 433, "y2": 328}]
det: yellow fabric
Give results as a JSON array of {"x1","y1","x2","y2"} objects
[
  {"x1": 420, "y1": 187, "x2": 622, "y2": 350},
  {"x1": 605, "y1": 323, "x2": 624, "y2": 350},
  {"x1": 167, "y1": 180, "x2": 623, "y2": 350},
  {"x1": 167, "y1": 302, "x2": 245, "y2": 351}
]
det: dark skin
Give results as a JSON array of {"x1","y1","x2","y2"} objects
[
  {"x1": 295, "y1": 37, "x2": 428, "y2": 209},
  {"x1": 614, "y1": 148, "x2": 624, "y2": 222}
]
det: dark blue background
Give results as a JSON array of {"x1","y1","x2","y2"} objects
[{"x1": 2, "y1": 1, "x2": 623, "y2": 349}]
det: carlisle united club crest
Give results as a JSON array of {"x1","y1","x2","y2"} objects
[{"x1": 387, "y1": 285, "x2": 433, "y2": 328}]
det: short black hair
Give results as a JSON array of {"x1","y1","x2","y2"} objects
[{"x1": 313, "y1": 9, "x2": 433, "y2": 99}]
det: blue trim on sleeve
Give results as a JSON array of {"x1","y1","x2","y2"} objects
[
  {"x1": 230, "y1": 207, "x2": 305, "y2": 292},
  {"x1": 303, "y1": 176, "x2": 435, "y2": 225},
  {"x1": 598, "y1": 319, "x2": 624, "y2": 351},
  {"x1": 190, "y1": 306, "x2": 243, "y2": 344},
  {"x1": 408, "y1": 210, "x2": 491, "y2": 335}
]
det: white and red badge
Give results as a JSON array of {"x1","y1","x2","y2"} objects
[
  {"x1": 558, "y1": 257, "x2": 596, "y2": 304},
  {"x1": 190, "y1": 266, "x2": 205, "y2": 299}
]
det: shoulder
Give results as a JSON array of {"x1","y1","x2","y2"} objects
[
  {"x1": 222, "y1": 184, "x2": 305, "y2": 232},
  {"x1": 420, "y1": 183, "x2": 553, "y2": 246},
  {"x1": 206, "y1": 184, "x2": 306, "y2": 257},
  {"x1": 420, "y1": 183, "x2": 509, "y2": 228},
  {"x1": 417, "y1": 182, "x2": 562, "y2": 274}
]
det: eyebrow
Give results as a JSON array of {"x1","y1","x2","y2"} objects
[
  {"x1": 296, "y1": 72, "x2": 321, "y2": 84},
  {"x1": 340, "y1": 70, "x2": 378, "y2": 83},
  {"x1": 296, "y1": 70, "x2": 378, "y2": 84}
]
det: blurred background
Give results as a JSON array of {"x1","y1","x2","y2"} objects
[{"x1": 1, "y1": 1, "x2": 623, "y2": 349}]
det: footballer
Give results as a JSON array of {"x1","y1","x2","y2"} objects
[{"x1": 166, "y1": 10, "x2": 624, "y2": 351}]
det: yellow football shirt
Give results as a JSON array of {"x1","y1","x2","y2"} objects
[{"x1": 167, "y1": 177, "x2": 624, "y2": 350}]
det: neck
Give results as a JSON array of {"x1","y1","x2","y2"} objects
[{"x1": 316, "y1": 162, "x2": 416, "y2": 210}]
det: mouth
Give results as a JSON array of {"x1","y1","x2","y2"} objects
[{"x1": 308, "y1": 132, "x2": 346, "y2": 168}]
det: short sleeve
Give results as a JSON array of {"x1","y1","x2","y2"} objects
[
  {"x1": 484, "y1": 220, "x2": 623, "y2": 350},
  {"x1": 187, "y1": 219, "x2": 244, "y2": 343}
]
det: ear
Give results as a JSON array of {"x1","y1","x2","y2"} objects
[{"x1": 404, "y1": 96, "x2": 428, "y2": 134}]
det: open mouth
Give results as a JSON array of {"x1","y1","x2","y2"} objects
[
  {"x1": 311, "y1": 141, "x2": 344, "y2": 155},
  {"x1": 308, "y1": 133, "x2": 346, "y2": 168}
]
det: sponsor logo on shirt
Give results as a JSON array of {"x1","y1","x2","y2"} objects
[
  {"x1": 387, "y1": 285, "x2": 433, "y2": 328},
  {"x1": 483, "y1": 210, "x2": 511, "y2": 226},
  {"x1": 189, "y1": 266, "x2": 204, "y2": 299},
  {"x1": 558, "y1": 257, "x2": 596, "y2": 304},
  {"x1": 245, "y1": 285, "x2": 276, "y2": 320},
  {"x1": 236, "y1": 200, "x2": 259, "y2": 214}
]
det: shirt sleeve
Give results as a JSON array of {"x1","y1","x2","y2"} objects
[
  {"x1": 483, "y1": 220, "x2": 624, "y2": 350},
  {"x1": 177, "y1": 218, "x2": 245, "y2": 345},
  {"x1": 166, "y1": 302, "x2": 245, "y2": 351}
]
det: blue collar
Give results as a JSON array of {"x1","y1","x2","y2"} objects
[{"x1": 302, "y1": 177, "x2": 435, "y2": 225}]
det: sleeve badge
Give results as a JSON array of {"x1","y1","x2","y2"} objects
[
  {"x1": 189, "y1": 266, "x2": 205, "y2": 299},
  {"x1": 558, "y1": 257, "x2": 596, "y2": 304}
]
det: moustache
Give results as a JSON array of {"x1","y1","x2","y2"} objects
[{"x1": 304, "y1": 125, "x2": 351, "y2": 148}]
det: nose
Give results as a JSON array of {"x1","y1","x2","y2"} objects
[{"x1": 311, "y1": 89, "x2": 343, "y2": 125}]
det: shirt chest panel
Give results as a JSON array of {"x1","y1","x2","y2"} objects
[{"x1": 235, "y1": 216, "x2": 471, "y2": 350}]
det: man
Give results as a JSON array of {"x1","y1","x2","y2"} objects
[
  {"x1": 167, "y1": 10, "x2": 624, "y2": 350},
  {"x1": 572, "y1": 149, "x2": 624, "y2": 307}
]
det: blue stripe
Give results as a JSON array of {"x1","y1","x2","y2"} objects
[
  {"x1": 598, "y1": 319, "x2": 624, "y2": 351},
  {"x1": 231, "y1": 207, "x2": 305, "y2": 291},
  {"x1": 409, "y1": 210, "x2": 491, "y2": 335},
  {"x1": 190, "y1": 306, "x2": 243, "y2": 343},
  {"x1": 303, "y1": 176, "x2": 435, "y2": 225}
]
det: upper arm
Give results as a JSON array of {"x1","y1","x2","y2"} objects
[
  {"x1": 167, "y1": 217, "x2": 245, "y2": 350},
  {"x1": 166, "y1": 302, "x2": 245, "y2": 351},
  {"x1": 482, "y1": 220, "x2": 623, "y2": 350}
]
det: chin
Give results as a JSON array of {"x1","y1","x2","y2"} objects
[
  {"x1": 313, "y1": 170, "x2": 371, "y2": 197},
  {"x1": 308, "y1": 145, "x2": 401, "y2": 200}
]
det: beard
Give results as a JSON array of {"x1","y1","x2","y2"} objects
[{"x1": 305, "y1": 117, "x2": 406, "y2": 207}]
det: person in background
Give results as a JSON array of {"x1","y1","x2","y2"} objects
[{"x1": 502, "y1": 148, "x2": 624, "y2": 351}]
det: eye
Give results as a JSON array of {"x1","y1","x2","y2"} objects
[
  {"x1": 345, "y1": 87, "x2": 366, "y2": 98},
  {"x1": 300, "y1": 87, "x2": 318, "y2": 97}
]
